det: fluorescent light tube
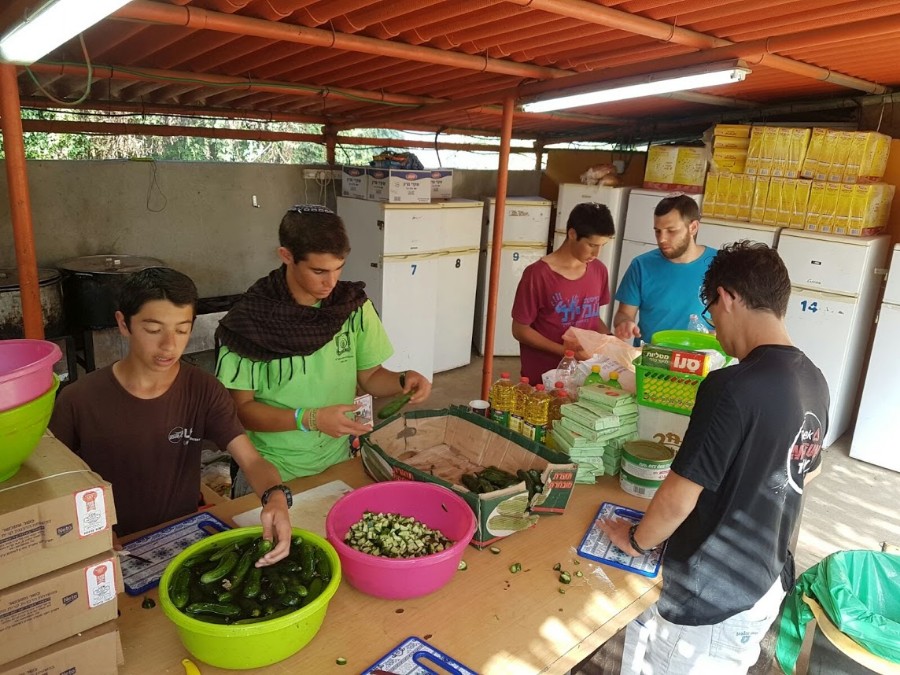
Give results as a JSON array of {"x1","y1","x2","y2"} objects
[
  {"x1": 522, "y1": 66, "x2": 750, "y2": 113},
  {"x1": 0, "y1": 0, "x2": 132, "y2": 65}
]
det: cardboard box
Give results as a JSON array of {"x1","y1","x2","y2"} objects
[
  {"x1": 340, "y1": 165, "x2": 367, "y2": 198},
  {"x1": 360, "y1": 407, "x2": 577, "y2": 549},
  {"x1": 365, "y1": 167, "x2": 389, "y2": 201},
  {"x1": 643, "y1": 145, "x2": 679, "y2": 187},
  {"x1": 641, "y1": 344, "x2": 711, "y2": 376},
  {"x1": 0, "y1": 435, "x2": 115, "y2": 591},
  {"x1": 387, "y1": 169, "x2": 431, "y2": 203},
  {"x1": 637, "y1": 405, "x2": 690, "y2": 453},
  {"x1": 429, "y1": 169, "x2": 453, "y2": 199},
  {"x1": 0, "y1": 620, "x2": 123, "y2": 675},
  {"x1": 801, "y1": 128, "x2": 829, "y2": 180},
  {"x1": 711, "y1": 173, "x2": 729, "y2": 218},
  {"x1": 805, "y1": 181, "x2": 827, "y2": 231},
  {"x1": 643, "y1": 146, "x2": 706, "y2": 193},
  {"x1": 737, "y1": 174, "x2": 757, "y2": 221},
  {"x1": 701, "y1": 172, "x2": 719, "y2": 217},
  {"x1": 713, "y1": 124, "x2": 751, "y2": 138},
  {"x1": 750, "y1": 176, "x2": 770, "y2": 223},
  {"x1": 840, "y1": 183, "x2": 895, "y2": 236},
  {"x1": 790, "y1": 179, "x2": 812, "y2": 229},
  {"x1": 713, "y1": 136, "x2": 750, "y2": 149},
  {"x1": 0, "y1": 552, "x2": 122, "y2": 665}
]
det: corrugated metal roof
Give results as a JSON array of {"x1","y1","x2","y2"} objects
[{"x1": 4, "y1": 0, "x2": 900, "y2": 144}]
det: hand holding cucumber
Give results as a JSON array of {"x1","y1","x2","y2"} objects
[{"x1": 316, "y1": 404, "x2": 374, "y2": 438}]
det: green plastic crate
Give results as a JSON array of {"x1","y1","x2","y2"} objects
[{"x1": 636, "y1": 331, "x2": 728, "y2": 415}]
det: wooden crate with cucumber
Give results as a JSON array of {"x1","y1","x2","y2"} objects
[{"x1": 359, "y1": 406, "x2": 577, "y2": 549}]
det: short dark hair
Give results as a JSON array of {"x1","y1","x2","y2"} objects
[
  {"x1": 654, "y1": 195, "x2": 701, "y2": 224},
  {"x1": 701, "y1": 241, "x2": 791, "y2": 318},
  {"x1": 279, "y1": 206, "x2": 351, "y2": 262},
  {"x1": 118, "y1": 267, "x2": 198, "y2": 327},
  {"x1": 567, "y1": 202, "x2": 615, "y2": 238}
]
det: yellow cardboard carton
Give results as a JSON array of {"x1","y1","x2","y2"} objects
[
  {"x1": 818, "y1": 182, "x2": 843, "y2": 233},
  {"x1": 724, "y1": 175, "x2": 742, "y2": 220},
  {"x1": 673, "y1": 147, "x2": 708, "y2": 192},
  {"x1": 712, "y1": 173, "x2": 730, "y2": 218},
  {"x1": 757, "y1": 127, "x2": 778, "y2": 177},
  {"x1": 745, "y1": 126, "x2": 765, "y2": 175},
  {"x1": 787, "y1": 127, "x2": 811, "y2": 178},
  {"x1": 713, "y1": 136, "x2": 751, "y2": 149},
  {"x1": 763, "y1": 177, "x2": 784, "y2": 226},
  {"x1": 856, "y1": 132, "x2": 891, "y2": 183},
  {"x1": 714, "y1": 124, "x2": 752, "y2": 138},
  {"x1": 737, "y1": 175, "x2": 756, "y2": 221},
  {"x1": 827, "y1": 131, "x2": 855, "y2": 184},
  {"x1": 702, "y1": 173, "x2": 719, "y2": 218},
  {"x1": 802, "y1": 128, "x2": 829, "y2": 181},
  {"x1": 775, "y1": 179, "x2": 794, "y2": 226},
  {"x1": 750, "y1": 177, "x2": 770, "y2": 223},
  {"x1": 712, "y1": 148, "x2": 748, "y2": 174},
  {"x1": 790, "y1": 179, "x2": 812, "y2": 229},
  {"x1": 772, "y1": 127, "x2": 794, "y2": 177}
]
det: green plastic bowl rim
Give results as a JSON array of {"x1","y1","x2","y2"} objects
[{"x1": 158, "y1": 526, "x2": 341, "y2": 635}]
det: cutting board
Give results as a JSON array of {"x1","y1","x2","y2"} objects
[
  {"x1": 122, "y1": 512, "x2": 231, "y2": 596},
  {"x1": 362, "y1": 636, "x2": 477, "y2": 675},
  {"x1": 232, "y1": 479, "x2": 353, "y2": 537}
]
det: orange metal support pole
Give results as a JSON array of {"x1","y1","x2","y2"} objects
[
  {"x1": 0, "y1": 64, "x2": 44, "y2": 339},
  {"x1": 481, "y1": 95, "x2": 516, "y2": 401}
]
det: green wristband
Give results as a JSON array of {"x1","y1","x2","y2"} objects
[{"x1": 295, "y1": 407, "x2": 308, "y2": 432}]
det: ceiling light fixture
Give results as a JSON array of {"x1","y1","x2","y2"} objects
[
  {"x1": 0, "y1": 0, "x2": 131, "y2": 65},
  {"x1": 521, "y1": 61, "x2": 751, "y2": 113}
]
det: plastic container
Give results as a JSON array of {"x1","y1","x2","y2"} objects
[
  {"x1": 325, "y1": 481, "x2": 476, "y2": 600},
  {"x1": 635, "y1": 331, "x2": 728, "y2": 414},
  {"x1": 555, "y1": 350, "x2": 580, "y2": 400},
  {"x1": 583, "y1": 365, "x2": 603, "y2": 386},
  {"x1": 0, "y1": 374, "x2": 59, "y2": 482},
  {"x1": 158, "y1": 526, "x2": 341, "y2": 670},
  {"x1": 522, "y1": 384, "x2": 551, "y2": 444},
  {"x1": 687, "y1": 313, "x2": 710, "y2": 333},
  {"x1": 606, "y1": 371, "x2": 623, "y2": 389},
  {"x1": 0, "y1": 339, "x2": 62, "y2": 412},
  {"x1": 509, "y1": 377, "x2": 533, "y2": 434},
  {"x1": 488, "y1": 372, "x2": 515, "y2": 427}
]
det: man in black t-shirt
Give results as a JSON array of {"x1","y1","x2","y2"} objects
[{"x1": 601, "y1": 241, "x2": 829, "y2": 674}]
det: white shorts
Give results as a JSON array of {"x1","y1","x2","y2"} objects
[{"x1": 620, "y1": 577, "x2": 785, "y2": 675}]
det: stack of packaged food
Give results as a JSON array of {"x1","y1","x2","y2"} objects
[{"x1": 549, "y1": 384, "x2": 639, "y2": 483}]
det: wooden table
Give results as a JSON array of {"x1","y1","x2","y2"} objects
[{"x1": 118, "y1": 458, "x2": 660, "y2": 674}]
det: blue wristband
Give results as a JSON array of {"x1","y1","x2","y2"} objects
[{"x1": 295, "y1": 407, "x2": 308, "y2": 432}]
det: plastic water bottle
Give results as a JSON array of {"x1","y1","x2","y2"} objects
[
  {"x1": 509, "y1": 377, "x2": 533, "y2": 434},
  {"x1": 488, "y1": 372, "x2": 515, "y2": 427},
  {"x1": 523, "y1": 384, "x2": 551, "y2": 444},
  {"x1": 583, "y1": 365, "x2": 603, "y2": 386},
  {"x1": 555, "y1": 349, "x2": 580, "y2": 400},
  {"x1": 688, "y1": 313, "x2": 710, "y2": 334},
  {"x1": 605, "y1": 370, "x2": 623, "y2": 389}
]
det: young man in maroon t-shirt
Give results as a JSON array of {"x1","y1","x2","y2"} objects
[{"x1": 511, "y1": 202, "x2": 614, "y2": 384}]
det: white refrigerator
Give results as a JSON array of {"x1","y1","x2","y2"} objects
[
  {"x1": 697, "y1": 218, "x2": 782, "y2": 250},
  {"x1": 616, "y1": 188, "x2": 703, "y2": 308},
  {"x1": 778, "y1": 230, "x2": 891, "y2": 448},
  {"x1": 850, "y1": 243, "x2": 900, "y2": 471},
  {"x1": 552, "y1": 183, "x2": 631, "y2": 326},
  {"x1": 337, "y1": 197, "x2": 443, "y2": 380},
  {"x1": 474, "y1": 197, "x2": 552, "y2": 356},
  {"x1": 433, "y1": 199, "x2": 483, "y2": 373}
]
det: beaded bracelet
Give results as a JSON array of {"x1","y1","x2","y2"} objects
[
  {"x1": 294, "y1": 407, "x2": 309, "y2": 432},
  {"x1": 308, "y1": 408, "x2": 319, "y2": 432}
]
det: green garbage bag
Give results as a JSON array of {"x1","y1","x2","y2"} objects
[{"x1": 776, "y1": 551, "x2": 900, "y2": 674}]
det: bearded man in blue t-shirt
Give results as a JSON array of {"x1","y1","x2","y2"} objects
[{"x1": 613, "y1": 195, "x2": 716, "y2": 344}]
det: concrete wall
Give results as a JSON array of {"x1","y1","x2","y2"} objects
[{"x1": 0, "y1": 160, "x2": 541, "y2": 298}]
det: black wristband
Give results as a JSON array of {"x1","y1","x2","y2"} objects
[
  {"x1": 628, "y1": 523, "x2": 651, "y2": 555},
  {"x1": 399, "y1": 371, "x2": 407, "y2": 389}
]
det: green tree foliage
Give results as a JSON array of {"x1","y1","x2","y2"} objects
[{"x1": 1, "y1": 109, "x2": 402, "y2": 164}]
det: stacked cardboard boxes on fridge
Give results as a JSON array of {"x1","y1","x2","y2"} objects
[
  {"x1": 0, "y1": 434, "x2": 121, "y2": 669},
  {"x1": 643, "y1": 145, "x2": 707, "y2": 194},
  {"x1": 549, "y1": 384, "x2": 639, "y2": 484},
  {"x1": 342, "y1": 166, "x2": 454, "y2": 203},
  {"x1": 702, "y1": 124, "x2": 894, "y2": 236},
  {"x1": 360, "y1": 406, "x2": 576, "y2": 549}
]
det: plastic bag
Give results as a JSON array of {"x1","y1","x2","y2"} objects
[
  {"x1": 562, "y1": 327, "x2": 640, "y2": 367},
  {"x1": 775, "y1": 551, "x2": 900, "y2": 674}
]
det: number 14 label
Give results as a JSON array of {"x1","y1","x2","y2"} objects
[{"x1": 800, "y1": 300, "x2": 819, "y2": 313}]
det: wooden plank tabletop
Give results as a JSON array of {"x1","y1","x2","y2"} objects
[{"x1": 119, "y1": 458, "x2": 660, "y2": 674}]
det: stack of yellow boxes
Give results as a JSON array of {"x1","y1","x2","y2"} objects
[
  {"x1": 643, "y1": 145, "x2": 707, "y2": 194},
  {"x1": 703, "y1": 125, "x2": 894, "y2": 236},
  {"x1": 801, "y1": 129, "x2": 894, "y2": 236}
]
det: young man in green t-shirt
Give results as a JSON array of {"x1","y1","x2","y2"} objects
[{"x1": 216, "y1": 205, "x2": 432, "y2": 493}]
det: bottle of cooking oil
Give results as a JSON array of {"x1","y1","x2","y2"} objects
[
  {"x1": 522, "y1": 384, "x2": 551, "y2": 444},
  {"x1": 509, "y1": 377, "x2": 533, "y2": 434},
  {"x1": 488, "y1": 372, "x2": 515, "y2": 427},
  {"x1": 547, "y1": 380, "x2": 570, "y2": 433},
  {"x1": 606, "y1": 370, "x2": 623, "y2": 389},
  {"x1": 583, "y1": 365, "x2": 603, "y2": 386}
]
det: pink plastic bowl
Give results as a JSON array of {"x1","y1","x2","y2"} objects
[
  {"x1": 326, "y1": 481, "x2": 476, "y2": 600},
  {"x1": 0, "y1": 340, "x2": 62, "y2": 412}
]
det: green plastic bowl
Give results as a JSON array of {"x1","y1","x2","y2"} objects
[
  {"x1": 0, "y1": 374, "x2": 59, "y2": 482},
  {"x1": 159, "y1": 527, "x2": 341, "y2": 670}
]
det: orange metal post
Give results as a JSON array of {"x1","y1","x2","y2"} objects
[
  {"x1": 481, "y1": 95, "x2": 516, "y2": 401},
  {"x1": 0, "y1": 64, "x2": 43, "y2": 339}
]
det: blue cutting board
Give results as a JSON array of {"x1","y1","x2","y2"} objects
[
  {"x1": 361, "y1": 636, "x2": 477, "y2": 675},
  {"x1": 122, "y1": 511, "x2": 230, "y2": 596},
  {"x1": 577, "y1": 501, "x2": 665, "y2": 578}
]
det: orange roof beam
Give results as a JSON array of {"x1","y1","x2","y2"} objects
[{"x1": 113, "y1": 0, "x2": 567, "y2": 81}]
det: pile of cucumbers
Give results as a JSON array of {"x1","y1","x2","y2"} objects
[
  {"x1": 460, "y1": 466, "x2": 545, "y2": 498},
  {"x1": 168, "y1": 534, "x2": 331, "y2": 624}
]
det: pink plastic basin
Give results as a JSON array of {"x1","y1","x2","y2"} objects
[
  {"x1": 0, "y1": 340, "x2": 62, "y2": 412},
  {"x1": 326, "y1": 481, "x2": 476, "y2": 600}
]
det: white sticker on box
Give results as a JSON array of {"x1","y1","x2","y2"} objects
[
  {"x1": 85, "y1": 558, "x2": 117, "y2": 608},
  {"x1": 75, "y1": 487, "x2": 108, "y2": 536}
]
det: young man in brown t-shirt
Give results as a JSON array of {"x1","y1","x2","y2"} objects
[{"x1": 50, "y1": 268, "x2": 292, "y2": 564}]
